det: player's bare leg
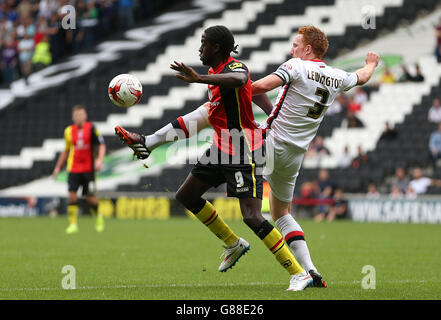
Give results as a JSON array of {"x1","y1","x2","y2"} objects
[
  {"x1": 270, "y1": 192, "x2": 327, "y2": 288},
  {"x1": 175, "y1": 173, "x2": 248, "y2": 272},
  {"x1": 66, "y1": 191, "x2": 79, "y2": 234}
]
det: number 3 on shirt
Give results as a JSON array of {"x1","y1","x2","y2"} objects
[{"x1": 307, "y1": 87, "x2": 329, "y2": 119}]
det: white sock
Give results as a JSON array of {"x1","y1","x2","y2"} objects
[
  {"x1": 274, "y1": 214, "x2": 317, "y2": 273},
  {"x1": 145, "y1": 104, "x2": 210, "y2": 150}
]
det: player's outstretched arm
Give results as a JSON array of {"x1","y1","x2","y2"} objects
[
  {"x1": 170, "y1": 61, "x2": 247, "y2": 88},
  {"x1": 251, "y1": 74, "x2": 284, "y2": 96},
  {"x1": 356, "y1": 52, "x2": 380, "y2": 86}
]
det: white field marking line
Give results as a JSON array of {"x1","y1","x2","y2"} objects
[{"x1": 0, "y1": 279, "x2": 435, "y2": 292}]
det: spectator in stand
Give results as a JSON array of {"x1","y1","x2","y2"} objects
[
  {"x1": 98, "y1": 0, "x2": 118, "y2": 38},
  {"x1": 429, "y1": 122, "x2": 441, "y2": 169},
  {"x1": 315, "y1": 188, "x2": 347, "y2": 222},
  {"x1": 351, "y1": 145, "x2": 368, "y2": 169},
  {"x1": 344, "y1": 110, "x2": 364, "y2": 128},
  {"x1": 5, "y1": 0, "x2": 18, "y2": 23},
  {"x1": 16, "y1": 0, "x2": 35, "y2": 20},
  {"x1": 380, "y1": 66, "x2": 396, "y2": 84},
  {"x1": 354, "y1": 87, "x2": 368, "y2": 107},
  {"x1": 366, "y1": 184, "x2": 380, "y2": 199},
  {"x1": 0, "y1": 2, "x2": 6, "y2": 21},
  {"x1": 17, "y1": 31, "x2": 34, "y2": 81},
  {"x1": 435, "y1": 18, "x2": 441, "y2": 63},
  {"x1": 119, "y1": 0, "x2": 135, "y2": 29},
  {"x1": 407, "y1": 167, "x2": 441, "y2": 195},
  {"x1": 337, "y1": 145, "x2": 352, "y2": 168},
  {"x1": 1, "y1": 35, "x2": 18, "y2": 84},
  {"x1": 17, "y1": 13, "x2": 35, "y2": 39},
  {"x1": 296, "y1": 181, "x2": 319, "y2": 217},
  {"x1": 379, "y1": 121, "x2": 398, "y2": 141},
  {"x1": 389, "y1": 185, "x2": 403, "y2": 199},
  {"x1": 398, "y1": 65, "x2": 413, "y2": 82},
  {"x1": 305, "y1": 136, "x2": 330, "y2": 159},
  {"x1": 310, "y1": 136, "x2": 330, "y2": 156},
  {"x1": 46, "y1": 11, "x2": 61, "y2": 63},
  {"x1": 391, "y1": 167, "x2": 409, "y2": 194},
  {"x1": 412, "y1": 64, "x2": 424, "y2": 82},
  {"x1": 347, "y1": 95, "x2": 361, "y2": 113},
  {"x1": 38, "y1": 0, "x2": 58, "y2": 19},
  {"x1": 34, "y1": 16, "x2": 47, "y2": 46},
  {"x1": 428, "y1": 98, "x2": 441, "y2": 124},
  {"x1": 0, "y1": 0, "x2": 162, "y2": 85},
  {"x1": 398, "y1": 64, "x2": 424, "y2": 82},
  {"x1": 32, "y1": 33, "x2": 51, "y2": 71},
  {"x1": 316, "y1": 169, "x2": 334, "y2": 218}
]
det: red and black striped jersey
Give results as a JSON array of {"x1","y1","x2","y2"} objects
[{"x1": 207, "y1": 56, "x2": 263, "y2": 156}]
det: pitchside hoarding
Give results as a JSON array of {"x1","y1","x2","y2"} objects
[{"x1": 1, "y1": 196, "x2": 441, "y2": 223}]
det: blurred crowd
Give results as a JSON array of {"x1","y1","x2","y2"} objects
[
  {"x1": 294, "y1": 169, "x2": 348, "y2": 222},
  {"x1": 293, "y1": 166, "x2": 441, "y2": 222},
  {"x1": 374, "y1": 166, "x2": 441, "y2": 199},
  {"x1": 0, "y1": 0, "x2": 158, "y2": 85},
  {"x1": 379, "y1": 64, "x2": 425, "y2": 85}
]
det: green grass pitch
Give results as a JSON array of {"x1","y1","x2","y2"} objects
[{"x1": 1, "y1": 216, "x2": 440, "y2": 300}]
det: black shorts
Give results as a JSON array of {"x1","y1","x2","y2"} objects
[
  {"x1": 191, "y1": 146, "x2": 263, "y2": 199},
  {"x1": 68, "y1": 172, "x2": 96, "y2": 196}
]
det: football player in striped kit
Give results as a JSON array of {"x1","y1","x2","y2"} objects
[
  {"x1": 53, "y1": 105, "x2": 106, "y2": 234},
  {"x1": 116, "y1": 25, "x2": 313, "y2": 291}
]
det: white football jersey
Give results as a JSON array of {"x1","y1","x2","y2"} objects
[{"x1": 266, "y1": 58, "x2": 358, "y2": 150}]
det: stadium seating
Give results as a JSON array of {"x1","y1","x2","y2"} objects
[{"x1": 0, "y1": 0, "x2": 440, "y2": 195}]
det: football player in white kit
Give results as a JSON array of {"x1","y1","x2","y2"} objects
[
  {"x1": 251, "y1": 26, "x2": 379, "y2": 286},
  {"x1": 119, "y1": 25, "x2": 379, "y2": 289}
]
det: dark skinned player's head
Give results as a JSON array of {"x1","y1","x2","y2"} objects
[{"x1": 199, "y1": 25, "x2": 238, "y2": 66}]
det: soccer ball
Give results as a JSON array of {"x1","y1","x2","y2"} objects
[{"x1": 108, "y1": 74, "x2": 143, "y2": 108}]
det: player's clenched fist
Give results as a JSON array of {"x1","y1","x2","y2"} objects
[{"x1": 366, "y1": 52, "x2": 380, "y2": 66}]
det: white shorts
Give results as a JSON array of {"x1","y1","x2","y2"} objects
[{"x1": 263, "y1": 133, "x2": 305, "y2": 203}]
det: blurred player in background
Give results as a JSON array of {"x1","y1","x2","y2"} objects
[
  {"x1": 116, "y1": 25, "x2": 313, "y2": 291},
  {"x1": 53, "y1": 105, "x2": 106, "y2": 234}
]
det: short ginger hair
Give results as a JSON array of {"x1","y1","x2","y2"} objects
[{"x1": 298, "y1": 26, "x2": 329, "y2": 59}]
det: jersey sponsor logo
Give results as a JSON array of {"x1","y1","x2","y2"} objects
[
  {"x1": 231, "y1": 68, "x2": 246, "y2": 72},
  {"x1": 228, "y1": 62, "x2": 244, "y2": 70},
  {"x1": 236, "y1": 186, "x2": 250, "y2": 193}
]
